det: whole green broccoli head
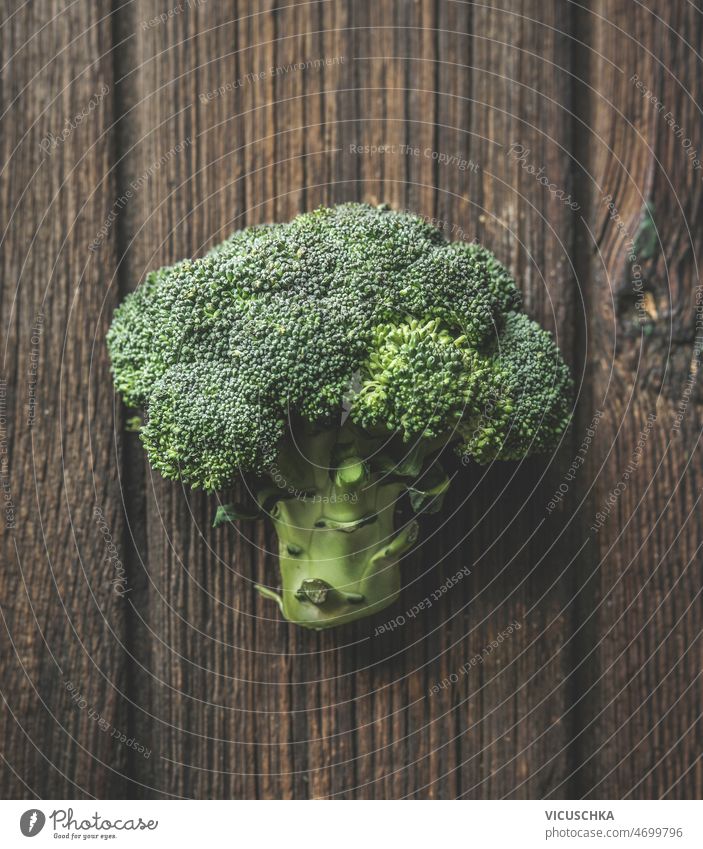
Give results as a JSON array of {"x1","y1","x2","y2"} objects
[{"x1": 107, "y1": 203, "x2": 571, "y2": 629}]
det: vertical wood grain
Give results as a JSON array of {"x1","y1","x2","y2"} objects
[
  {"x1": 0, "y1": 1, "x2": 128, "y2": 798},
  {"x1": 115, "y1": 0, "x2": 582, "y2": 799},
  {"x1": 2, "y1": 0, "x2": 701, "y2": 801},
  {"x1": 582, "y1": 0, "x2": 703, "y2": 799},
  {"x1": 440, "y1": 0, "x2": 584, "y2": 799}
]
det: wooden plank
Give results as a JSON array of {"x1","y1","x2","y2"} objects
[
  {"x1": 434, "y1": 0, "x2": 583, "y2": 799},
  {"x1": 115, "y1": 0, "x2": 584, "y2": 798},
  {"x1": 0, "y1": 1, "x2": 128, "y2": 797},
  {"x1": 115, "y1": 0, "x2": 298, "y2": 800},
  {"x1": 4, "y1": 0, "x2": 701, "y2": 803},
  {"x1": 581, "y1": 0, "x2": 703, "y2": 799}
]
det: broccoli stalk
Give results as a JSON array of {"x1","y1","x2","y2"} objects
[
  {"x1": 220, "y1": 421, "x2": 446, "y2": 629},
  {"x1": 107, "y1": 203, "x2": 572, "y2": 630}
]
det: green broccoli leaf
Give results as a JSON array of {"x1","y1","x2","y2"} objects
[
  {"x1": 407, "y1": 462, "x2": 451, "y2": 514},
  {"x1": 212, "y1": 502, "x2": 261, "y2": 527}
]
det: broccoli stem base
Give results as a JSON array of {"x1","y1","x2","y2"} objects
[{"x1": 254, "y1": 425, "x2": 420, "y2": 629}]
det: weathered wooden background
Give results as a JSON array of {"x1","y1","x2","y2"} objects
[{"x1": 1, "y1": 0, "x2": 701, "y2": 799}]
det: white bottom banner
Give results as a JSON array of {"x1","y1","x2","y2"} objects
[{"x1": 1, "y1": 800, "x2": 702, "y2": 848}]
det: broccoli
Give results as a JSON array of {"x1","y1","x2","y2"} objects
[{"x1": 107, "y1": 203, "x2": 571, "y2": 629}]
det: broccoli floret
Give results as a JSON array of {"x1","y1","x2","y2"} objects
[
  {"x1": 458, "y1": 312, "x2": 573, "y2": 463},
  {"x1": 140, "y1": 361, "x2": 285, "y2": 491},
  {"x1": 352, "y1": 317, "x2": 492, "y2": 439},
  {"x1": 107, "y1": 203, "x2": 571, "y2": 629}
]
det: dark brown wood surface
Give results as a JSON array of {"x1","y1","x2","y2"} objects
[{"x1": 1, "y1": 0, "x2": 701, "y2": 799}]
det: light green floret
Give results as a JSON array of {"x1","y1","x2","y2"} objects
[
  {"x1": 352, "y1": 317, "x2": 492, "y2": 439},
  {"x1": 107, "y1": 202, "x2": 572, "y2": 629}
]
